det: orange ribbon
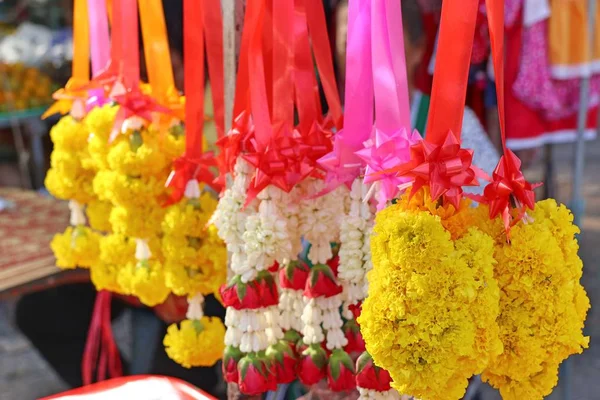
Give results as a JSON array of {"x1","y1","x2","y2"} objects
[{"x1": 42, "y1": 0, "x2": 89, "y2": 119}]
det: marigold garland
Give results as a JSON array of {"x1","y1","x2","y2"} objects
[
  {"x1": 359, "y1": 189, "x2": 502, "y2": 400},
  {"x1": 50, "y1": 225, "x2": 101, "y2": 269},
  {"x1": 473, "y1": 199, "x2": 590, "y2": 400}
]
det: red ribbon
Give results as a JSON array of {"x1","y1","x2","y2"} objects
[
  {"x1": 202, "y1": 0, "x2": 225, "y2": 139},
  {"x1": 425, "y1": 0, "x2": 479, "y2": 145},
  {"x1": 166, "y1": 0, "x2": 225, "y2": 203},
  {"x1": 82, "y1": 291, "x2": 122, "y2": 386},
  {"x1": 388, "y1": 131, "x2": 479, "y2": 209},
  {"x1": 110, "y1": 88, "x2": 171, "y2": 142},
  {"x1": 473, "y1": 0, "x2": 540, "y2": 235}
]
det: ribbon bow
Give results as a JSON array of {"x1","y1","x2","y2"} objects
[
  {"x1": 165, "y1": 152, "x2": 220, "y2": 206},
  {"x1": 301, "y1": 121, "x2": 334, "y2": 177},
  {"x1": 215, "y1": 111, "x2": 256, "y2": 186},
  {"x1": 317, "y1": 134, "x2": 365, "y2": 190},
  {"x1": 472, "y1": 149, "x2": 541, "y2": 234},
  {"x1": 110, "y1": 87, "x2": 171, "y2": 142},
  {"x1": 388, "y1": 131, "x2": 479, "y2": 209},
  {"x1": 243, "y1": 127, "x2": 314, "y2": 206},
  {"x1": 356, "y1": 127, "x2": 422, "y2": 210},
  {"x1": 42, "y1": 78, "x2": 89, "y2": 119}
]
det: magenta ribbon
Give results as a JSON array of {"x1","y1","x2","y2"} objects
[
  {"x1": 87, "y1": 0, "x2": 110, "y2": 77},
  {"x1": 318, "y1": 0, "x2": 373, "y2": 188},
  {"x1": 357, "y1": 0, "x2": 421, "y2": 209}
]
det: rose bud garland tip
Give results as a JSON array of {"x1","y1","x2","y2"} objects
[
  {"x1": 356, "y1": 351, "x2": 392, "y2": 392},
  {"x1": 344, "y1": 319, "x2": 366, "y2": 354},
  {"x1": 349, "y1": 302, "x2": 362, "y2": 320},
  {"x1": 237, "y1": 353, "x2": 277, "y2": 395},
  {"x1": 304, "y1": 263, "x2": 343, "y2": 298},
  {"x1": 298, "y1": 343, "x2": 328, "y2": 385},
  {"x1": 279, "y1": 260, "x2": 310, "y2": 290},
  {"x1": 267, "y1": 340, "x2": 298, "y2": 384},
  {"x1": 223, "y1": 345, "x2": 244, "y2": 383},
  {"x1": 256, "y1": 270, "x2": 279, "y2": 307},
  {"x1": 220, "y1": 273, "x2": 279, "y2": 309},
  {"x1": 327, "y1": 348, "x2": 356, "y2": 392},
  {"x1": 268, "y1": 261, "x2": 280, "y2": 273}
]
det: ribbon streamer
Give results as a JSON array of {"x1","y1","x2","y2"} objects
[
  {"x1": 202, "y1": 0, "x2": 226, "y2": 138},
  {"x1": 471, "y1": 0, "x2": 540, "y2": 235},
  {"x1": 425, "y1": 0, "x2": 479, "y2": 144},
  {"x1": 87, "y1": 0, "x2": 110, "y2": 77}
]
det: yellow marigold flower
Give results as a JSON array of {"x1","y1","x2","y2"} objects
[
  {"x1": 106, "y1": 130, "x2": 168, "y2": 177},
  {"x1": 49, "y1": 115, "x2": 89, "y2": 152},
  {"x1": 164, "y1": 260, "x2": 226, "y2": 297},
  {"x1": 479, "y1": 199, "x2": 589, "y2": 400},
  {"x1": 45, "y1": 167, "x2": 96, "y2": 204},
  {"x1": 85, "y1": 105, "x2": 119, "y2": 171},
  {"x1": 93, "y1": 170, "x2": 166, "y2": 208},
  {"x1": 163, "y1": 317, "x2": 226, "y2": 368},
  {"x1": 90, "y1": 262, "x2": 125, "y2": 294},
  {"x1": 359, "y1": 200, "x2": 501, "y2": 400},
  {"x1": 86, "y1": 200, "x2": 112, "y2": 232},
  {"x1": 162, "y1": 193, "x2": 219, "y2": 237},
  {"x1": 117, "y1": 260, "x2": 170, "y2": 306},
  {"x1": 161, "y1": 127, "x2": 186, "y2": 161},
  {"x1": 99, "y1": 234, "x2": 136, "y2": 266},
  {"x1": 50, "y1": 226, "x2": 100, "y2": 269},
  {"x1": 109, "y1": 205, "x2": 166, "y2": 238}
]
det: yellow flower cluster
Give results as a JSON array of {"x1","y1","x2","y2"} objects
[
  {"x1": 50, "y1": 226, "x2": 101, "y2": 269},
  {"x1": 361, "y1": 187, "x2": 589, "y2": 400},
  {"x1": 45, "y1": 116, "x2": 95, "y2": 204},
  {"x1": 473, "y1": 199, "x2": 590, "y2": 400},
  {"x1": 359, "y1": 192, "x2": 502, "y2": 400},
  {"x1": 162, "y1": 192, "x2": 227, "y2": 297},
  {"x1": 163, "y1": 316, "x2": 226, "y2": 368}
]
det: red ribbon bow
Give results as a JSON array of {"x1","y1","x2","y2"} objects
[
  {"x1": 473, "y1": 149, "x2": 541, "y2": 235},
  {"x1": 215, "y1": 111, "x2": 256, "y2": 186},
  {"x1": 164, "y1": 152, "x2": 220, "y2": 206},
  {"x1": 243, "y1": 126, "x2": 315, "y2": 206},
  {"x1": 389, "y1": 131, "x2": 478, "y2": 209},
  {"x1": 110, "y1": 87, "x2": 171, "y2": 142}
]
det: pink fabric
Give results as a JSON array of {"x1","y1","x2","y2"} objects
[{"x1": 509, "y1": 0, "x2": 600, "y2": 120}]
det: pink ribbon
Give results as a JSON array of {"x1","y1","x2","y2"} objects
[
  {"x1": 358, "y1": 0, "x2": 420, "y2": 209},
  {"x1": 318, "y1": 0, "x2": 373, "y2": 188},
  {"x1": 87, "y1": 0, "x2": 110, "y2": 77}
]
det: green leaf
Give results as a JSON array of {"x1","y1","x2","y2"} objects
[
  {"x1": 284, "y1": 329, "x2": 301, "y2": 344},
  {"x1": 285, "y1": 262, "x2": 296, "y2": 281},
  {"x1": 192, "y1": 319, "x2": 204, "y2": 334},
  {"x1": 356, "y1": 351, "x2": 372, "y2": 373},
  {"x1": 169, "y1": 123, "x2": 184, "y2": 137},
  {"x1": 330, "y1": 359, "x2": 341, "y2": 380},
  {"x1": 129, "y1": 130, "x2": 143, "y2": 152},
  {"x1": 187, "y1": 236, "x2": 201, "y2": 249},
  {"x1": 322, "y1": 265, "x2": 336, "y2": 282},
  {"x1": 310, "y1": 269, "x2": 319, "y2": 287},
  {"x1": 239, "y1": 356, "x2": 250, "y2": 379},
  {"x1": 236, "y1": 281, "x2": 247, "y2": 300}
]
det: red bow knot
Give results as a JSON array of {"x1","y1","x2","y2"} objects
[
  {"x1": 110, "y1": 88, "x2": 171, "y2": 142},
  {"x1": 390, "y1": 131, "x2": 478, "y2": 209},
  {"x1": 480, "y1": 149, "x2": 540, "y2": 235},
  {"x1": 164, "y1": 153, "x2": 220, "y2": 206}
]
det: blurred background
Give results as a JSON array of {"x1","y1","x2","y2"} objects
[{"x1": 0, "y1": 0, "x2": 599, "y2": 399}]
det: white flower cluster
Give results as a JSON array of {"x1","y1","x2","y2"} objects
[
  {"x1": 279, "y1": 287, "x2": 304, "y2": 332},
  {"x1": 301, "y1": 295, "x2": 347, "y2": 349},
  {"x1": 358, "y1": 388, "x2": 403, "y2": 400},
  {"x1": 224, "y1": 305, "x2": 282, "y2": 353},
  {"x1": 211, "y1": 159, "x2": 255, "y2": 280},
  {"x1": 300, "y1": 179, "x2": 347, "y2": 264},
  {"x1": 243, "y1": 186, "x2": 292, "y2": 280},
  {"x1": 338, "y1": 178, "x2": 374, "y2": 305}
]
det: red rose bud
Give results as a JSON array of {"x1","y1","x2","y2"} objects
[
  {"x1": 327, "y1": 255, "x2": 340, "y2": 277},
  {"x1": 267, "y1": 340, "x2": 298, "y2": 384},
  {"x1": 343, "y1": 319, "x2": 366, "y2": 354},
  {"x1": 220, "y1": 275, "x2": 261, "y2": 310},
  {"x1": 298, "y1": 343, "x2": 327, "y2": 385},
  {"x1": 222, "y1": 345, "x2": 244, "y2": 383},
  {"x1": 355, "y1": 351, "x2": 392, "y2": 391},
  {"x1": 327, "y1": 349, "x2": 356, "y2": 392},
  {"x1": 349, "y1": 302, "x2": 362, "y2": 320},
  {"x1": 256, "y1": 271, "x2": 279, "y2": 307},
  {"x1": 238, "y1": 353, "x2": 277, "y2": 395},
  {"x1": 279, "y1": 260, "x2": 310, "y2": 290},
  {"x1": 304, "y1": 264, "x2": 343, "y2": 298},
  {"x1": 268, "y1": 261, "x2": 280, "y2": 273}
]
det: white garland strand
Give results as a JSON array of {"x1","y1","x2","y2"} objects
[{"x1": 358, "y1": 388, "x2": 404, "y2": 400}]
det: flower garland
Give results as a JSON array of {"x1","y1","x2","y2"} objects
[
  {"x1": 472, "y1": 200, "x2": 590, "y2": 400},
  {"x1": 359, "y1": 189, "x2": 503, "y2": 400}
]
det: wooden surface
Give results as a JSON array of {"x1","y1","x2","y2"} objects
[{"x1": 0, "y1": 188, "x2": 73, "y2": 295}]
